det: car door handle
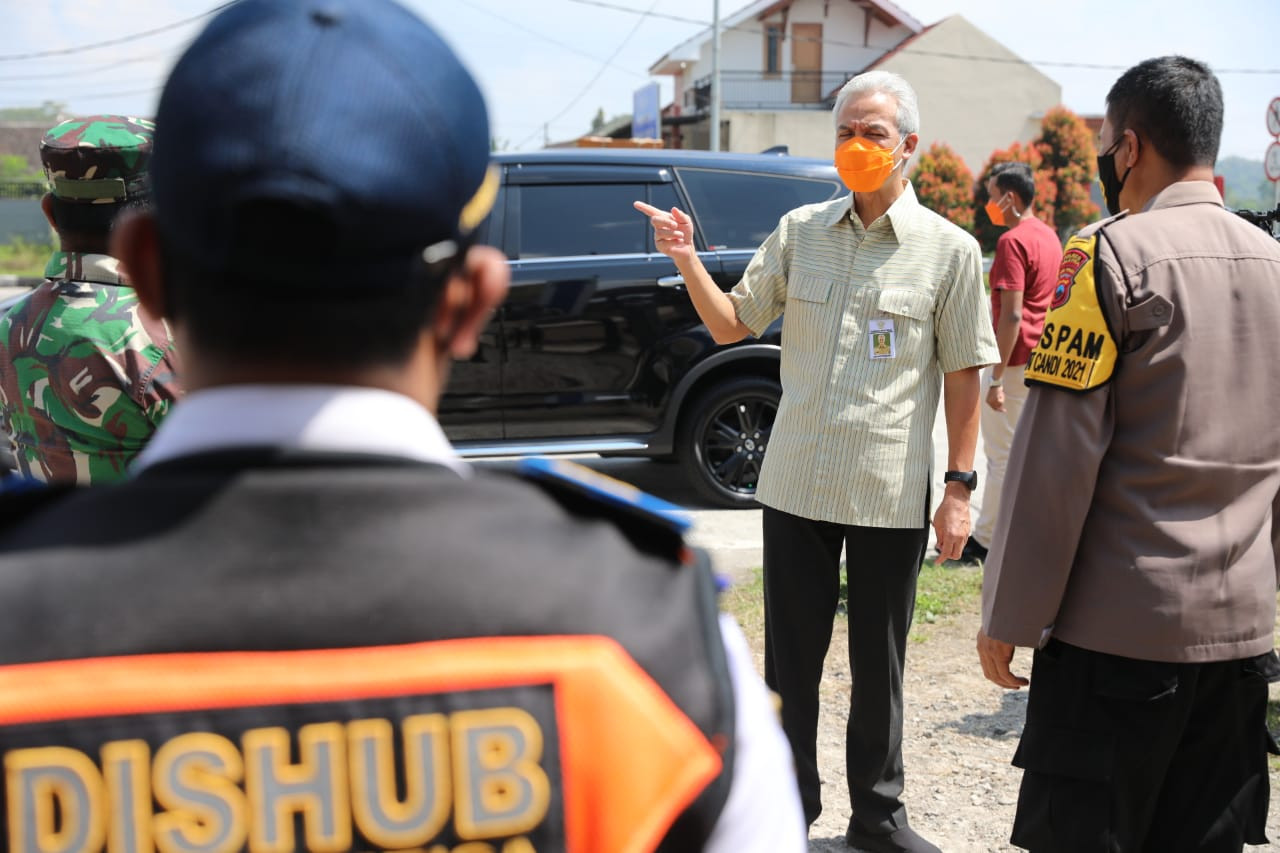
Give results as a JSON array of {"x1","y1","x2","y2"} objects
[{"x1": 657, "y1": 275, "x2": 685, "y2": 288}]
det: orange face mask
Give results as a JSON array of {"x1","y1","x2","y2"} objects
[
  {"x1": 984, "y1": 197, "x2": 1007, "y2": 227},
  {"x1": 835, "y1": 137, "x2": 905, "y2": 193}
]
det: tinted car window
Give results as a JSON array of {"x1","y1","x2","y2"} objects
[
  {"x1": 678, "y1": 168, "x2": 841, "y2": 249},
  {"x1": 647, "y1": 182, "x2": 682, "y2": 251},
  {"x1": 518, "y1": 183, "x2": 650, "y2": 258}
]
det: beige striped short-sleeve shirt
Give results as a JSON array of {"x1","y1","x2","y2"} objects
[{"x1": 729, "y1": 182, "x2": 998, "y2": 528}]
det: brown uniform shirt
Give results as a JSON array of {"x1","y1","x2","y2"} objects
[{"x1": 983, "y1": 181, "x2": 1280, "y2": 663}]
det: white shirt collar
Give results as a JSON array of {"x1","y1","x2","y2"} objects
[{"x1": 132, "y1": 384, "x2": 470, "y2": 477}]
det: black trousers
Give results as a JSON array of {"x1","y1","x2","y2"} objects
[
  {"x1": 761, "y1": 506, "x2": 928, "y2": 832},
  {"x1": 1010, "y1": 640, "x2": 1273, "y2": 853}
]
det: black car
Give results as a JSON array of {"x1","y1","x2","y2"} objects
[{"x1": 441, "y1": 148, "x2": 844, "y2": 507}]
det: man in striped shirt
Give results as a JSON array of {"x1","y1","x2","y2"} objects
[{"x1": 637, "y1": 70, "x2": 997, "y2": 852}]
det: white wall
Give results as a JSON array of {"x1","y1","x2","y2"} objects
[
  {"x1": 725, "y1": 110, "x2": 836, "y2": 158},
  {"x1": 876, "y1": 16, "x2": 1061, "y2": 177}
]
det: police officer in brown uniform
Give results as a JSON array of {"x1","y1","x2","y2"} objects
[
  {"x1": 977, "y1": 56, "x2": 1280, "y2": 851},
  {"x1": 0, "y1": 0, "x2": 806, "y2": 850}
]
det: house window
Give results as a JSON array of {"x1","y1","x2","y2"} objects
[{"x1": 764, "y1": 23, "x2": 783, "y2": 77}]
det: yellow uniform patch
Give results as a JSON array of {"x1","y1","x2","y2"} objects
[{"x1": 1025, "y1": 233, "x2": 1118, "y2": 391}]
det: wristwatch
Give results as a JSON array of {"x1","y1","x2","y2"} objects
[{"x1": 944, "y1": 470, "x2": 978, "y2": 491}]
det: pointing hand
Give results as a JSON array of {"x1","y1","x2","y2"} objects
[{"x1": 633, "y1": 200, "x2": 696, "y2": 262}]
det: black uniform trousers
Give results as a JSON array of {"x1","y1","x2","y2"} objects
[
  {"x1": 762, "y1": 505, "x2": 928, "y2": 832},
  {"x1": 1010, "y1": 639, "x2": 1273, "y2": 853}
]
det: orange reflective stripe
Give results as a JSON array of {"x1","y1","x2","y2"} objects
[{"x1": 0, "y1": 636, "x2": 722, "y2": 853}]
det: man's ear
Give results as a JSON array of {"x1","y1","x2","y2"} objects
[
  {"x1": 39, "y1": 193, "x2": 55, "y2": 229},
  {"x1": 1122, "y1": 128, "x2": 1142, "y2": 170},
  {"x1": 110, "y1": 210, "x2": 168, "y2": 321},
  {"x1": 902, "y1": 131, "x2": 920, "y2": 160},
  {"x1": 433, "y1": 245, "x2": 510, "y2": 360}
]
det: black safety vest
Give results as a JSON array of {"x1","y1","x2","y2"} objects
[{"x1": 0, "y1": 451, "x2": 735, "y2": 852}]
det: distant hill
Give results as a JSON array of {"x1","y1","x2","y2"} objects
[{"x1": 1217, "y1": 156, "x2": 1272, "y2": 211}]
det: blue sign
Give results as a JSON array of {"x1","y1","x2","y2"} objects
[{"x1": 632, "y1": 83, "x2": 661, "y2": 140}]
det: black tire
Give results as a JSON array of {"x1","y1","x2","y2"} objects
[{"x1": 678, "y1": 376, "x2": 781, "y2": 508}]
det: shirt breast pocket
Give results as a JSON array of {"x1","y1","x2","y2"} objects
[
  {"x1": 790, "y1": 274, "x2": 834, "y2": 304},
  {"x1": 785, "y1": 273, "x2": 839, "y2": 337},
  {"x1": 875, "y1": 288, "x2": 933, "y2": 352}
]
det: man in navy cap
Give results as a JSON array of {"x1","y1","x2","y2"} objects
[{"x1": 0, "y1": 1, "x2": 804, "y2": 850}]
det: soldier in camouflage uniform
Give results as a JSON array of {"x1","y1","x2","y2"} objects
[{"x1": 0, "y1": 115, "x2": 182, "y2": 484}]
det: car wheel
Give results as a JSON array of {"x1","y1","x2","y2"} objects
[{"x1": 678, "y1": 376, "x2": 780, "y2": 508}]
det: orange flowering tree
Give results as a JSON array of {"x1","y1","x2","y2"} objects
[
  {"x1": 912, "y1": 142, "x2": 975, "y2": 232},
  {"x1": 1034, "y1": 105, "x2": 1099, "y2": 236}
]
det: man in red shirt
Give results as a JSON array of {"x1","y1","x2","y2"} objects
[{"x1": 961, "y1": 162, "x2": 1063, "y2": 563}]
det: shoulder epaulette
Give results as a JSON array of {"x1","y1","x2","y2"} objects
[
  {"x1": 1075, "y1": 210, "x2": 1127, "y2": 239},
  {"x1": 517, "y1": 457, "x2": 693, "y2": 563}
]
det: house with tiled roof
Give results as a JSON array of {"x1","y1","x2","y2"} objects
[{"x1": 647, "y1": 0, "x2": 1060, "y2": 176}]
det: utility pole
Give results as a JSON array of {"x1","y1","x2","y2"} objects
[{"x1": 710, "y1": 0, "x2": 721, "y2": 153}]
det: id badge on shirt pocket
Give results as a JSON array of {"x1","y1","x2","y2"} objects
[{"x1": 869, "y1": 318, "x2": 895, "y2": 359}]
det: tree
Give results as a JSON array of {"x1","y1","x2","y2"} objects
[
  {"x1": 0, "y1": 101, "x2": 66, "y2": 123},
  {"x1": 0, "y1": 155, "x2": 40, "y2": 180},
  {"x1": 972, "y1": 142, "x2": 1055, "y2": 252},
  {"x1": 590, "y1": 107, "x2": 606, "y2": 134},
  {"x1": 1033, "y1": 105, "x2": 1098, "y2": 236},
  {"x1": 912, "y1": 142, "x2": 975, "y2": 232},
  {"x1": 1217, "y1": 155, "x2": 1271, "y2": 211}
]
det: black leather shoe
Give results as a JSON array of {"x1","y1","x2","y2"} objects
[
  {"x1": 960, "y1": 535, "x2": 988, "y2": 563},
  {"x1": 845, "y1": 824, "x2": 943, "y2": 853}
]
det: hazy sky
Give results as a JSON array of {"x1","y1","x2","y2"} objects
[{"x1": 0, "y1": 0, "x2": 1276, "y2": 164}]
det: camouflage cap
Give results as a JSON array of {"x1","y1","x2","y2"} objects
[{"x1": 40, "y1": 115, "x2": 155, "y2": 204}]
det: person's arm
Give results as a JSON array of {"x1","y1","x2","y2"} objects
[
  {"x1": 977, "y1": 384, "x2": 1113, "y2": 687},
  {"x1": 133, "y1": 303, "x2": 183, "y2": 422},
  {"x1": 978, "y1": 235, "x2": 1121, "y2": 688},
  {"x1": 987, "y1": 288, "x2": 1023, "y2": 413},
  {"x1": 934, "y1": 367, "x2": 981, "y2": 561},
  {"x1": 932, "y1": 241, "x2": 999, "y2": 561},
  {"x1": 633, "y1": 201, "x2": 751, "y2": 344},
  {"x1": 986, "y1": 235, "x2": 1027, "y2": 413},
  {"x1": 703, "y1": 614, "x2": 807, "y2": 852}
]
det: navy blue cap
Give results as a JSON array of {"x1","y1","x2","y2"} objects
[{"x1": 151, "y1": 0, "x2": 495, "y2": 283}]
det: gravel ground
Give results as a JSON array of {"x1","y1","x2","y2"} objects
[{"x1": 733, "y1": 564, "x2": 1280, "y2": 852}]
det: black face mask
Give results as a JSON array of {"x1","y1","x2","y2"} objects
[{"x1": 1097, "y1": 134, "x2": 1136, "y2": 217}]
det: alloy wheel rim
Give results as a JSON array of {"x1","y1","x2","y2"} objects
[{"x1": 699, "y1": 395, "x2": 776, "y2": 496}]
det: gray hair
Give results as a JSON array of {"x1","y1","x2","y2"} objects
[{"x1": 832, "y1": 70, "x2": 920, "y2": 138}]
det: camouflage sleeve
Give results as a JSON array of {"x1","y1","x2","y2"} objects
[
  {"x1": 131, "y1": 304, "x2": 183, "y2": 422},
  {"x1": 4, "y1": 284, "x2": 179, "y2": 483},
  {"x1": 0, "y1": 313, "x2": 15, "y2": 471}
]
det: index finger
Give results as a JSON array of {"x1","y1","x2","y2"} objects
[{"x1": 633, "y1": 200, "x2": 663, "y2": 217}]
